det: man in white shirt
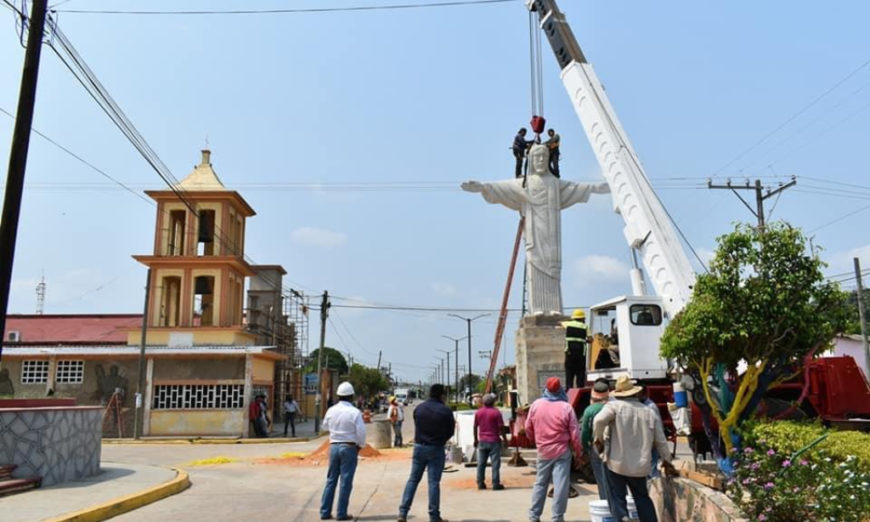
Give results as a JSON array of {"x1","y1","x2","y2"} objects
[
  {"x1": 320, "y1": 382, "x2": 366, "y2": 521},
  {"x1": 283, "y1": 395, "x2": 301, "y2": 437},
  {"x1": 388, "y1": 396, "x2": 405, "y2": 447}
]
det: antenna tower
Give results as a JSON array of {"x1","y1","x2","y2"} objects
[{"x1": 35, "y1": 273, "x2": 46, "y2": 314}]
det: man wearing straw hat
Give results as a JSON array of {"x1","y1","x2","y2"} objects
[{"x1": 592, "y1": 375, "x2": 675, "y2": 522}]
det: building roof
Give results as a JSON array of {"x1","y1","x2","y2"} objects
[
  {"x1": 4, "y1": 314, "x2": 142, "y2": 345},
  {"x1": 1, "y1": 345, "x2": 285, "y2": 360},
  {"x1": 176, "y1": 149, "x2": 226, "y2": 191}
]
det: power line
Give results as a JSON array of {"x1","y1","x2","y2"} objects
[
  {"x1": 810, "y1": 202, "x2": 870, "y2": 233},
  {"x1": 57, "y1": 0, "x2": 516, "y2": 16},
  {"x1": 712, "y1": 57, "x2": 870, "y2": 176}
]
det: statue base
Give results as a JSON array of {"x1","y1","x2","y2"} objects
[{"x1": 515, "y1": 313, "x2": 569, "y2": 406}]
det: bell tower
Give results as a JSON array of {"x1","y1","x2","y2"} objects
[{"x1": 130, "y1": 150, "x2": 257, "y2": 346}]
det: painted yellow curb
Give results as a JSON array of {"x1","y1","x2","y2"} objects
[{"x1": 45, "y1": 467, "x2": 190, "y2": 522}]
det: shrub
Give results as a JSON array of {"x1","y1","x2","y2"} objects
[
  {"x1": 748, "y1": 421, "x2": 870, "y2": 471},
  {"x1": 725, "y1": 421, "x2": 870, "y2": 521}
]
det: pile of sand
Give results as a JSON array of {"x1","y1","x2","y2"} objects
[{"x1": 255, "y1": 441, "x2": 383, "y2": 467}]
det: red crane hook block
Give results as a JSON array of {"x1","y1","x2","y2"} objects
[{"x1": 530, "y1": 115, "x2": 546, "y2": 134}]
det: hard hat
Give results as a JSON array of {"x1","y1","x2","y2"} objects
[
  {"x1": 389, "y1": 396, "x2": 396, "y2": 403},
  {"x1": 337, "y1": 381, "x2": 355, "y2": 396},
  {"x1": 572, "y1": 309, "x2": 586, "y2": 320}
]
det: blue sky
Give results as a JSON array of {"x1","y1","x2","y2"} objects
[{"x1": 2, "y1": 1, "x2": 869, "y2": 384}]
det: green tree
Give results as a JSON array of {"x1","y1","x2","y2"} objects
[
  {"x1": 844, "y1": 288, "x2": 870, "y2": 335},
  {"x1": 305, "y1": 347, "x2": 348, "y2": 375},
  {"x1": 458, "y1": 373, "x2": 482, "y2": 395},
  {"x1": 661, "y1": 223, "x2": 848, "y2": 455},
  {"x1": 347, "y1": 363, "x2": 389, "y2": 400}
]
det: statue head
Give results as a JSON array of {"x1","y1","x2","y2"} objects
[{"x1": 528, "y1": 144, "x2": 550, "y2": 177}]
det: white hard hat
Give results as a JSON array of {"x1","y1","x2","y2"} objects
[{"x1": 337, "y1": 382, "x2": 355, "y2": 397}]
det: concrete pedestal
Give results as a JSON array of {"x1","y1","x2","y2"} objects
[
  {"x1": 515, "y1": 314, "x2": 568, "y2": 405},
  {"x1": 366, "y1": 419, "x2": 392, "y2": 449}
]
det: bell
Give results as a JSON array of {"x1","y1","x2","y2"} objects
[{"x1": 194, "y1": 276, "x2": 213, "y2": 295}]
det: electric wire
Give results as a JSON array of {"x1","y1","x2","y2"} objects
[
  {"x1": 56, "y1": 0, "x2": 516, "y2": 16},
  {"x1": 712, "y1": 57, "x2": 870, "y2": 176}
]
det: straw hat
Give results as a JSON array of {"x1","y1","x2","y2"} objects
[{"x1": 611, "y1": 375, "x2": 642, "y2": 398}]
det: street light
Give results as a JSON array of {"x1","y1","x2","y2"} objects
[
  {"x1": 448, "y1": 313, "x2": 489, "y2": 402},
  {"x1": 437, "y1": 349, "x2": 451, "y2": 400},
  {"x1": 441, "y1": 334, "x2": 467, "y2": 403}
]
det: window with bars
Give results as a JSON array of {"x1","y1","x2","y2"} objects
[
  {"x1": 56, "y1": 360, "x2": 84, "y2": 384},
  {"x1": 152, "y1": 384, "x2": 244, "y2": 410},
  {"x1": 21, "y1": 360, "x2": 49, "y2": 384}
]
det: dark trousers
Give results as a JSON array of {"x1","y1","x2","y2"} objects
[
  {"x1": 513, "y1": 150, "x2": 524, "y2": 178},
  {"x1": 283, "y1": 412, "x2": 296, "y2": 437},
  {"x1": 549, "y1": 149, "x2": 560, "y2": 177},
  {"x1": 565, "y1": 354, "x2": 586, "y2": 389},
  {"x1": 605, "y1": 467, "x2": 658, "y2": 522}
]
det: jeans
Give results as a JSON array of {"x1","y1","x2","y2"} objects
[
  {"x1": 529, "y1": 450, "x2": 571, "y2": 522},
  {"x1": 399, "y1": 443, "x2": 446, "y2": 521},
  {"x1": 514, "y1": 150, "x2": 524, "y2": 178},
  {"x1": 589, "y1": 448, "x2": 608, "y2": 501},
  {"x1": 605, "y1": 467, "x2": 657, "y2": 522},
  {"x1": 283, "y1": 412, "x2": 296, "y2": 437},
  {"x1": 549, "y1": 149, "x2": 560, "y2": 177},
  {"x1": 476, "y1": 441, "x2": 502, "y2": 487},
  {"x1": 320, "y1": 444, "x2": 359, "y2": 519},
  {"x1": 393, "y1": 420, "x2": 403, "y2": 447}
]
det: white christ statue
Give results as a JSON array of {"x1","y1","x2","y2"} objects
[{"x1": 461, "y1": 144, "x2": 610, "y2": 315}]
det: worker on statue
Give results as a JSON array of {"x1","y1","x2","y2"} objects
[
  {"x1": 545, "y1": 128, "x2": 561, "y2": 178},
  {"x1": 462, "y1": 143, "x2": 610, "y2": 315},
  {"x1": 562, "y1": 309, "x2": 588, "y2": 389},
  {"x1": 512, "y1": 127, "x2": 534, "y2": 178}
]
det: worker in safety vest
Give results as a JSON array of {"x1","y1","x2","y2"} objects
[{"x1": 562, "y1": 309, "x2": 589, "y2": 389}]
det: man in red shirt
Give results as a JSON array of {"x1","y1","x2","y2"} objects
[
  {"x1": 473, "y1": 393, "x2": 507, "y2": 490},
  {"x1": 525, "y1": 377, "x2": 582, "y2": 522}
]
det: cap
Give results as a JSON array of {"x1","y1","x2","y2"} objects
[{"x1": 546, "y1": 377, "x2": 562, "y2": 393}]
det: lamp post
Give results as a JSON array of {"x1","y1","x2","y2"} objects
[
  {"x1": 437, "y1": 349, "x2": 451, "y2": 400},
  {"x1": 441, "y1": 334, "x2": 467, "y2": 403},
  {"x1": 448, "y1": 313, "x2": 489, "y2": 402}
]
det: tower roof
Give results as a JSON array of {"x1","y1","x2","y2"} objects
[{"x1": 177, "y1": 149, "x2": 226, "y2": 191}]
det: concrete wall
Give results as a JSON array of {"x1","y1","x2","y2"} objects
[
  {"x1": 150, "y1": 409, "x2": 245, "y2": 436},
  {"x1": 650, "y1": 476, "x2": 748, "y2": 522},
  {"x1": 0, "y1": 406, "x2": 102, "y2": 486},
  {"x1": 153, "y1": 358, "x2": 244, "y2": 381}
]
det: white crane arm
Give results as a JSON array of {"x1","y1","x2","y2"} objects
[{"x1": 527, "y1": 0, "x2": 696, "y2": 317}]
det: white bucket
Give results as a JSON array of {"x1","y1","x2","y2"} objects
[
  {"x1": 627, "y1": 495, "x2": 639, "y2": 519},
  {"x1": 588, "y1": 500, "x2": 616, "y2": 522}
]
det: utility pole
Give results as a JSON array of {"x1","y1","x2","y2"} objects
[
  {"x1": 0, "y1": 0, "x2": 48, "y2": 363},
  {"x1": 133, "y1": 268, "x2": 152, "y2": 440},
  {"x1": 314, "y1": 290, "x2": 329, "y2": 434},
  {"x1": 449, "y1": 313, "x2": 489, "y2": 400},
  {"x1": 707, "y1": 176, "x2": 797, "y2": 230},
  {"x1": 855, "y1": 258, "x2": 869, "y2": 381},
  {"x1": 442, "y1": 334, "x2": 466, "y2": 403},
  {"x1": 437, "y1": 349, "x2": 451, "y2": 398},
  {"x1": 376, "y1": 349, "x2": 382, "y2": 374}
]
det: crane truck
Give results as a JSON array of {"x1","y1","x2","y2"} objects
[{"x1": 517, "y1": 0, "x2": 870, "y2": 464}]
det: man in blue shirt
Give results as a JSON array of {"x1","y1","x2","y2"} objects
[
  {"x1": 398, "y1": 384, "x2": 455, "y2": 522},
  {"x1": 513, "y1": 128, "x2": 534, "y2": 178}
]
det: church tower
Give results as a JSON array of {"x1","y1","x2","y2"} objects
[{"x1": 130, "y1": 150, "x2": 257, "y2": 346}]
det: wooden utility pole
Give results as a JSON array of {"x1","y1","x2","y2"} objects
[
  {"x1": 707, "y1": 176, "x2": 797, "y2": 230},
  {"x1": 314, "y1": 290, "x2": 329, "y2": 433},
  {"x1": 133, "y1": 268, "x2": 152, "y2": 440},
  {"x1": 854, "y1": 258, "x2": 869, "y2": 380},
  {"x1": 0, "y1": 0, "x2": 48, "y2": 363},
  {"x1": 376, "y1": 350, "x2": 382, "y2": 373}
]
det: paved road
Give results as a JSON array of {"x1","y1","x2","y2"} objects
[{"x1": 105, "y1": 401, "x2": 599, "y2": 521}]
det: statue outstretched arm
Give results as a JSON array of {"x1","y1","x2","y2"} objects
[
  {"x1": 461, "y1": 179, "x2": 525, "y2": 212},
  {"x1": 559, "y1": 180, "x2": 611, "y2": 209}
]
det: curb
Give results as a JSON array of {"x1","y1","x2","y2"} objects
[{"x1": 44, "y1": 467, "x2": 191, "y2": 522}]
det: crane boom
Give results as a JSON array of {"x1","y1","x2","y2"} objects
[{"x1": 526, "y1": 0, "x2": 695, "y2": 318}]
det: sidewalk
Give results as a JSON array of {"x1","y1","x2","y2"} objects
[{"x1": 0, "y1": 462, "x2": 185, "y2": 522}]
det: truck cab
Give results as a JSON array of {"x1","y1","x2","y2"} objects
[{"x1": 587, "y1": 295, "x2": 669, "y2": 382}]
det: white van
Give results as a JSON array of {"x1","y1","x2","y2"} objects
[{"x1": 394, "y1": 388, "x2": 409, "y2": 405}]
